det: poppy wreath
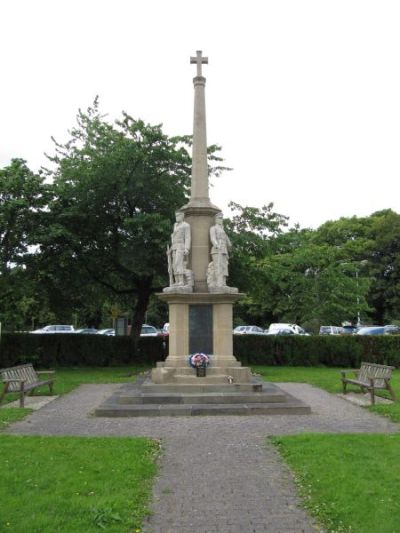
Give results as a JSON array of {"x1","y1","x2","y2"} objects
[{"x1": 188, "y1": 353, "x2": 210, "y2": 368}]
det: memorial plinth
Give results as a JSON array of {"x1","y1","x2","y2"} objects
[{"x1": 152, "y1": 291, "x2": 251, "y2": 385}]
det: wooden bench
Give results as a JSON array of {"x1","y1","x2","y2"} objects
[
  {"x1": 341, "y1": 362, "x2": 396, "y2": 405},
  {"x1": 0, "y1": 364, "x2": 55, "y2": 408}
]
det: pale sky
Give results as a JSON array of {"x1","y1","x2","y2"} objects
[{"x1": 1, "y1": 0, "x2": 400, "y2": 228}]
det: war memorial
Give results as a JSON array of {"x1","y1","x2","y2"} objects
[{"x1": 96, "y1": 52, "x2": 310, "y2": 417}]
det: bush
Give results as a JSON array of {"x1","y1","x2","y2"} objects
[
  {"x1": 1, "y1": 333, "x2": 399, "y2": 369},
  {"x1": 0, "y1": 333, "x2": 168, "y2": 368},
  {"x1": 233, "y1": 334, "x2": 400, "y2": 367}
]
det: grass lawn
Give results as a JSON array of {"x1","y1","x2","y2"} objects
[
  {"x1": 0, "y1": 434, "x2": 159, "y2": 532},
  {"x1": 0, "y1": 408, "x2": 33, "y2": 429},
  {"x1": 272, "y1": 433, "x2": 400, "y2": 533},
  {"x1": 253, "y1": 365, "x2": 400, "y2": 422}
]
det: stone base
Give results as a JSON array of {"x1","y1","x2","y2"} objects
[
  {"x1": 151, "y1": 359, "x2": 252, "y2": 385},
  {"x1": 94, "y1": 376, "x2": 311, "y2": 417},
  {"x1": 208, "y1": 286, "x2": 239, "y2": 294},
  {"x1": 163, "y1": 285, "x2": 193, "y2": 294}
]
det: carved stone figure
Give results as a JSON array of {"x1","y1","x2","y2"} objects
[
  {"x1": 209, "y1": 212, "x2": 235, "y2": 290},
  {"x1": 164, "y1": 211, "x2": 193, "y2": 293}
]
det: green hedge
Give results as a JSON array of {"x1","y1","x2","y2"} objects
[
  {"x1": 0, "y1": 333, "x2": 167, "y2": 368},
  {"x1": 233, "y1": 334, "x2": 400, "y2": 367},
  {"x1": 1, "y1": 333, "x2": 399, "y2": 369}
]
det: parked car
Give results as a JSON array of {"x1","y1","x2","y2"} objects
[
  {"x1": 266, "y1": 328, "x2": 296, "y2": 335},
  {"x1": 31, "y1": 325, "x2": 75, "y2": 334},
  {"x1": 383, "y1": 324, "x2": 400, "y2": 334},
  {"x1": 341, "y1": 325, "x2": 358, "y2": 335},
  {"x1": 267, "y1": 323, "x2": 307, "y2": 335},
  {"x1": 97, "y1": 328, "x2": 115, "y2": 336},
  {"x1": 319, "y1": 326, "x2": 343, "y2": 335},
  {"x1": 233, "y1": 325, "x2": 265, "y2": 335},
  {"x1": 140, "y1": 324, "x2": 161, "y2": 337},
  {"x1": 75, "y1": 328, "x2": 98, "y2": 334},
  {"x1": 357, "y1": 325, "x2": 400, "y2": 335}
]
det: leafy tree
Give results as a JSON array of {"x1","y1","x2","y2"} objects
[
  {"x1": 225, "y1": 202, "x2": 289, "y2": 326},
  {"x1": 42, "y1": 100, "x2": 225, "y2": 339},
  {"x1": 0, "y1": 159, "x2": 49, "y2": 330},
  {"x1": 366, "y1": 210, "x2": 400, "y2": 323}
]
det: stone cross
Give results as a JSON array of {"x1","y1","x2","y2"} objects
[{"x1": 190, "y1": 50, "x2": 208, "y2": 77}]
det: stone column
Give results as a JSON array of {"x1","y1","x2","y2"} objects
[{"x1": 183, "y1": 51, "x2": 220, "y2": 291}]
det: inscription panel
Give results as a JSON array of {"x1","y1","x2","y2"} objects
[{"x1": 189, "y1": 304, "x2": 213, "y2": 355}]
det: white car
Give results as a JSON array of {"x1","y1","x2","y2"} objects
[
  {"x1": 140, "y1": 324, "x2": 161, "y2": 337},
  {"x1": 31, "y1": 325, "x2": 75, "y2": 334},
  {"x1": 267, "y1": 323, "x2": 308, "y2": 335}
]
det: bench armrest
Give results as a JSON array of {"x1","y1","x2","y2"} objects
[
  {"x1": 36, "y1": 371, "x2": 55, "y2": 375},
  {"x1": 341, "y1": 369, "x2": 358, "y2": 377}
]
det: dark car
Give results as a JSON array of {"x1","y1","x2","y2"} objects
[{"x1": 233, "y1": 325, "x2": 265, "y2": 335}]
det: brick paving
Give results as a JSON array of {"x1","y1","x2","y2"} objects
[{"x1": 7, "y1": 382, "x2": 398, "y2": 532}]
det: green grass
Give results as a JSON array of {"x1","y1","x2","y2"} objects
[
  {"x1": 252, "y1": 365, "x2": 344, "y2": 393},
  {"x1": 0, "y1": 408, "x2": 32, "y2": 429},
  {"x1": 51, "y1": 366, "x2": 150, "y2": 395},
  {"x1": 272, "y1": 433, "x2": 400, "y2": 533},
  {"x1": 253, "y1": 365, "x2": 400, "y2": 422},
  {"x1": 0, "y1": 434, "x2": 159, "y2": 532}
]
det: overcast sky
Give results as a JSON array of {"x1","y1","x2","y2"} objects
[{"x1": 1, "y1": 0, "x2": 400, "y2": 229}]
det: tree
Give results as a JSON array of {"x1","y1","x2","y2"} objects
[
  {"x1": 366, "y1": 210, "x2": 400, "y2": 323},
  {"x1": 225, "y1": 202, "x2": 289, "y2": 326},
  {"x1": 0, "y1": 159, "x2": 49, "y2": 330},
  {"x1": 43, "y1": 100, "x2": 225, "y2": 338}
]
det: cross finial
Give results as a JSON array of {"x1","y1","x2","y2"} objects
[{"x1": 190, "y1": 50, "x2": 208, "y2": 77}]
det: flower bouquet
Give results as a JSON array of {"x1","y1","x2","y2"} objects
[{"x1": 188, "y1": 353, "x2": 210, "y2": 377}]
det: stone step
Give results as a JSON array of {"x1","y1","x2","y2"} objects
[
  {"x1": 141, "y1": 382, "x2": 263, "y2": 393},
  {"x1": 94, "y1": 379, "x2": 311, "y2": 417},
  {"x1": 95, "y1": 401, "x2": 311, "y2": 417},
  {"x1": 173, "y1": 374, "x2": 242, "y2": 384},
  {"x1": 117, "y1": 390, "x2": 287, "y2": 405},
  {"x1": 166, "y1": 367, "x2": 243, "y2": 376}
]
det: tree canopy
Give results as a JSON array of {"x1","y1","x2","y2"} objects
[{"x1": 1, "y1": 104, "x2": 399, "y2": 334}]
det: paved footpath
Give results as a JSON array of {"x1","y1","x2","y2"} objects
[{"x1": 7, "y1": 383, "x2": 398, "y2": 532}]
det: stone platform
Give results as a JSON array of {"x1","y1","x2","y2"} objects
[{"x1": 94, "y1": 376, "x2": 311, "y2": 417}]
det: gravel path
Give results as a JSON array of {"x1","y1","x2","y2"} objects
[{"x1": 7, "y1": 383, "x2": 399, "y2": 532}]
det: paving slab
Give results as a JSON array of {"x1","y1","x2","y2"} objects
[
  {"x1": 6, "y1": 382, "x2": 399, "y2": 532},
  {"x1": 1, "y1": 395, "x2": 59, "y2": 410}
]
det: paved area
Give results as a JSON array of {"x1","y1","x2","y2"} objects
[
  {"x1": 6, "y1": 383, "x2": 399, "y2": 532},
  {"x1": 1, "y1": 395, "x2": 59, "y2": 410}
]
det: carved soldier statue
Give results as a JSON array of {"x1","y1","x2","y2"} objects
[
  {"x1": 209, "y1": 212, "x2": 232, "y2": 288},
  {"x1": 168, "y1": 211, "x2": 191, "y2": 286}
]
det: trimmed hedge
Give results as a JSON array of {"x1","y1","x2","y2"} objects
[
  {"x1": 1, "y1": 333, "x2": 399, "y2": 369},
  {"x1": 233, "y1": 334, "x2": 400, "y2": 367},
  {"x1": 0, "y1": 333, "x2": 167, "y2": 368}
]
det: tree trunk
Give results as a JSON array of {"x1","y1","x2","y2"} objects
[{"x1": 130, "y1": 276, "x2": 154, "y2": 347}]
